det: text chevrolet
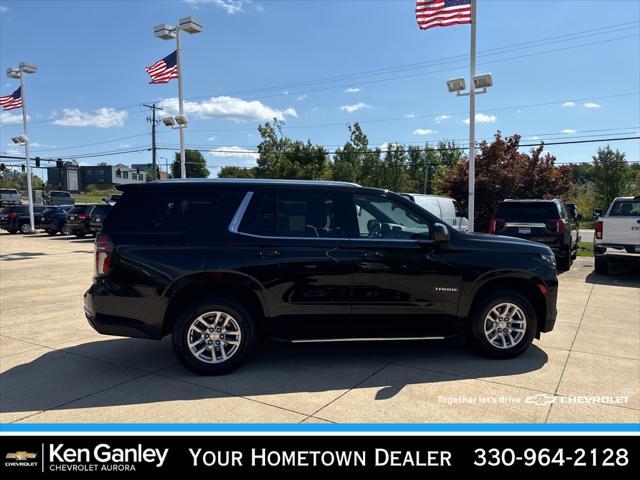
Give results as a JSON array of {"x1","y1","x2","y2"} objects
[{"x1": 85, "y1": 180, "x2": 558, "y2": 375}]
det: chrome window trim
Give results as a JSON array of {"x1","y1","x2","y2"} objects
[{"x1": 228, "y1": 190, "x2": 434, "y2": 243}]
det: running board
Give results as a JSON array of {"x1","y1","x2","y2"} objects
[{"x1": 270, "y1": 336, "x2": 448, "y2": 344}]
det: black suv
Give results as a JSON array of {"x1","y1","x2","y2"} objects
[
  {"x1": 89, "y1": 203, "x2": 112, "y2": 234},
  {"x1": 0, "y1": 204, "x2": 46, "y2": 234},
  {"x1": 65, "y1": 204, "x2": 96, "y2": 237},
  {"x1": 85, "y1": 180, "x2": 558, "y2": 375},
  {"x1": 490, "y1": 199, "x2": 580, "y2": 271},
  {"x1": 40, "y1": 205, "x2": 74, "y2": 235}
]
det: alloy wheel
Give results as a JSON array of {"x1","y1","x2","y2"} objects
[
  {"x1": 187, "y1": 311, "x2": 242, "y2": 364},
  {"x1": 483, "y1": 302, "x2": 527, "y2": 349}
]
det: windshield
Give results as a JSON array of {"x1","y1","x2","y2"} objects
[{"x1": 495, "y1": 202, "x2": 559, "y2": 220}]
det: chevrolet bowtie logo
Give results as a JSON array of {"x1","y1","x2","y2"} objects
[
  {"x1": 525, "y1": 394, "x2": 557, "y2": 406},
  {"x1": 6, "y1": 451, "x2": 37, "y2": 460}
]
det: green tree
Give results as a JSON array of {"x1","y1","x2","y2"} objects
[
  {"x1": 171, "y1": 149, "x2": 210, "y2": 179},
  {"x1": 438, "y1": 133, "x2": 573, "y2": 231},
  {"x1": 592, "y1": 146, "x2": 632, "y2": 209},
  {"x1": 0, "y1": 169, "x2": 44, "y2": 193},
  {"x1": 254, "y1": 119, "x2": 331, "y2": 180},
  {"x1": 218, "y1": 166, "x2": 255, "y2": 178},
  {"x1": 332, "y1": 123, "x2": 382, "y2": 185}
]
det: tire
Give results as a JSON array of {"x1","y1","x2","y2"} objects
[
  {"x1": 172, "y1": 298, "x2": 256, "y2": 375},
  {"x1": 594, "y1": 257, "x2": 608, "y2": 274},
  {"x1": 556, "y1": 248, "x2": 571, "y2": 271},
  {"x1": 74, "y1": 232, "x2": 86, "y2": 238},
  {"x1": 467, "y1": 290, "x2": 537, "y2": 359},
  {"x1": 46, "y1": 229, "x2": 57, "y2": 236},
  {"x1": 8, "y1": 229, "x2": 17, "y2": 234},
  {"x1": 19, "y1": 223, "x2": 32, "y2": 234},
  {"x1": 61, "y1": 223, "x2": 72, "y2": 236}
]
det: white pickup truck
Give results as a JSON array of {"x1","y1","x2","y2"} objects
[{"x1": 593, "y1": 196, "x2": 640, "y2": 273}]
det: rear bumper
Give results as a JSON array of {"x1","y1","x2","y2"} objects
[
  {"x1": 66, "y1": 221, "x2": 91, "y2": 233},
  {"x1": 84, "y1": 280, "x2": 166, "y2": 340},
  {"x1": 594, "y1": 243, "x2": 640, "y2": 258}
]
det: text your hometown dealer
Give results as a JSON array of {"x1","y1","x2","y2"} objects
[{"x1": 50, "y1": 444, "x2": 168, "y2": 468}]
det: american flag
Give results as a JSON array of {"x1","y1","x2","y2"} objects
[
  {"x1": 0, "y1": 87, "x2": 22, "y2": 111},
  {"x1": 145, "y1": 51, "x2": 178, "y2": 84},
  {"x1": 416, "y1": 0, "x2": 472, "y2": 30}
]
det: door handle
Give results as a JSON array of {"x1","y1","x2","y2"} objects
[
  {"x1": 255, "y1": 250, "x2": 280, "y2": 257},
  {"x1": 360, "y1": 250, "x2": 383, "y2": 259}
]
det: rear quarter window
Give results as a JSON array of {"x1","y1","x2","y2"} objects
[
  {"x1": 495, "y1": 202, "x2": 559, "y2": 220},
  {"x1": 104, "y1": 190, "x2": 232, "y2": 234}
]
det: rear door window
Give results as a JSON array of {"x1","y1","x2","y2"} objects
[
  {"x1": 240, "y1": 190, "x2": 344, "y2": 238},
  {"x1": 495, "y1": 202, "x2": 559, "y2": 220}
]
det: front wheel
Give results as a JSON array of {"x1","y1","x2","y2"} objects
[
  {"x1": 467, "y1": 290, "x2": 537, "y2": 359},
  {"x1": 60, "y1": 223, "x2": 72, "y2": 236},
  {"x1": 594, "y1": 256, "x2": 608, "y2": 274},
  {"x1": 172, "y1": 298, "x2": 256, "y2": 375},
  {"x1": 19, "y1": 223, "x2": 32, "y2": 234}
]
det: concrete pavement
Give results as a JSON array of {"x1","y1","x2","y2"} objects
[{"x1": 1, "y1": 232, "x2": 638, "y2": 424}]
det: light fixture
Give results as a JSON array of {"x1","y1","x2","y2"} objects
[
  {"x1": 162, "y1": 116, "x2": 176, "y2": 127},
  {"x1": 473, "y1": 73, "x2": 493, "y2": 89},
  {"x1": 18, "y1": 62, "x2": 37, "y2": 74},
  {"x1": 11, "y1": 135, "x2": 28, "y2": 145},
  {"x1": 174, "y1": 114, "x2": 188, "y2": 126},
  {"x1": 154, "y1": 24, "x2": 176, "y2": 40},
  {"x1": 6, "y1": 68, "x2": 20, "y2": 79},
  {"x1": 179, "y1": 16, "x2": 203, "y2": 34},
  {"x1": 446, "y1": 77, "x2": 466, "y2": 93}
]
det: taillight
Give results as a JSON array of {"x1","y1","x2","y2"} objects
[
  {"x1": 78, "y1": 213, "x2": 89, "y2": 220},
  {"x1": 546, "y1": 219, "x2": 564, "y2": 234},
  {"x1": 7, "y1": 212, "x2": 17, "y2": 218},
  {"x1": 595, "y1": 220, "x2": 603, "y2": 239},
  {"x1": 95, "y1": 233, "x2": 114, "y2": 276},
  {"x1": 489, "y1": 217, "x2": 503, "y2": 234}
]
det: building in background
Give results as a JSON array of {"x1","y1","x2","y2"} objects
[
  {"x1": 131, "y1": 163, "x2": 169, "y2": 180},
  {"x1": 47, "y1": 163, "x2": 147, "y2": 191}
]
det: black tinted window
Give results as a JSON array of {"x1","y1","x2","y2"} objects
[
  {"x1": 68, "y1": 205, "x2": 94, "y2": 214},
  {"x1": 495, "y1": 202, "x2": 559, "y2": 220},
  {"x1": 106, "y1": 191, "x2": 218, "y2": 233},
  {"x1": 240, "y1": 190, "x2": 342, "y2": 238},
  {"x1": 609, "y1": 199, "x2": 640, "y2": 216},
  {"x1": 91, "y1": 204, "x2": 111, "y2": 214}
]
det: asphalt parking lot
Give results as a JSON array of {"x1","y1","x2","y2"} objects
[{"x1": 1, "y1": 232, "x2": 638, "y2": 424}]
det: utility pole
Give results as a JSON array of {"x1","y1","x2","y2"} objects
[
  {"x1": 143, "y1": 103, "x2": 163, "y2": 180},
  {"x1": 423, "y1": 158, "x2": 429, "y2": 194}
]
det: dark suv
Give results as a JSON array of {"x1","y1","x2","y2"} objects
[
  {"x1": 0, "y1": 204, "x2": 46, "y2": 234},
  {"x1": 89, "y1": 203, "x2": 112, "y2": 234},
  {"x1": 490, "y1": 199, "x2": 580, "y2": 271},
  {"x1": 40, "y1": 205, "x2": 74, "y2": 235},
  {"x1": 65, "y1": 204, "x2": 96, "y2": 237},
  {"x1": 85, "y1": 180, "x2": 558, "y2": 375}
]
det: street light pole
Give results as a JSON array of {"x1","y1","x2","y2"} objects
[
  {"x1": 175, "y1": 27, "x2": 187, "y2": 179},
  {"x1": 7, "y1": 62, "x2": 37, "y2": 233},
  {"x1": 468, "y1": 0, "x2": 477, "y2": 232}
]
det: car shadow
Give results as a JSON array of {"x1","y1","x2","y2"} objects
[
  {"x1": 0, "y1": 336, "x2": 549, "y2": 415},
  {"x1": 585, "y1": 265, "x2": 640, "y2": 288}
]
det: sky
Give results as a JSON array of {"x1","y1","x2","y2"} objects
[{"x1": 0, "y1": 0, "x2": 639, "y2": 180}]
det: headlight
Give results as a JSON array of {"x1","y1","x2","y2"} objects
[{"x1": 540, "y1": 253, "x2": 556, "y2": 268}]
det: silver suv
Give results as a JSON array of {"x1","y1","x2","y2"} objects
[{"x1": 0, "y1": 188, "x2": 21, "y2": 207}]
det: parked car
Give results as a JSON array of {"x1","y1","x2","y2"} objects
[
  {"x1": 40, "y1": 205, "x2": 74, "y2": 235},
  {"x1": 85, "y1": 179, "x2": 558, "y2": 375},
  {"x1": 0, "y1": 188, "x2": 22, "y2": 207},
  {"x1": 593, "y1": 196, "x2": 640, "y2": 274},
  {"x1": 45, "y1": 190, "x2": 75, "y2": 206},
  {"x1": 400, "y1": 193, "x2": 469, "y2": 231},
  {"x1": 65, "y1": 204, "x2": 96, "y2": 237},
  {"x1": 89, "y1": 203, "x2": 112, "y2": 234},
  {"x1": 490, "y1": 199, "x2": 580, "y2": 271},
  {"x1": 0, "y1": 204, "x2": 46, "y2": 234}
]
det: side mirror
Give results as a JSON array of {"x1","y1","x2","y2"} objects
[
  {"x1": 593, "y1": 208, "x2": 603, "y2": 218},
  {"x1": 433, "y1": 223, "x2": 450, "y2": 248}
]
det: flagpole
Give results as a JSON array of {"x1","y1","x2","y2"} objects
[
  {"x1": 19, "y1": 71, "x2": 35, "y2": 233},
  {"x1": 468, "y1": 0, "x2": 477, "y2": 232},
  {"x1": 175, "y1": 28, "x2": 187, "y2": 179}
]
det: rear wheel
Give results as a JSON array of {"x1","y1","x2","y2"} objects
[
  {"x1": 60, "y1": 223, "x2": 71, "y2": 236},
  {"x1": 467, "y1": 290, "x2": 537, "y2": 359},
  {"x1": 594, "y1": 257, "x2": 608, "y2": 274},
  {"x1": 172, "y1": 298, "x2": 256, "y2": 375},
  {"x1": 19, "y1": 223, "x2": 32, "y2": 234},
  {"x1": 557, "y1": 248, "x2": 572, "y2": 271},
  {"x1": 74, "y1": 231, "x2": 86, "y2": 238},
  {"x1": 46, "y1": 229, "x2": 57, "y2": 236}
]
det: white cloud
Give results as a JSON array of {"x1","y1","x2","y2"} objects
[
  {"x1": 344, "y1": 87, "x2": 361, "y2": 93},
  {"x1": 562, "y1": 101, "x2": 576, "y2": 107},
  {"x1": 0, "y1": 111, "x2": 24, "y2": 125},
  {"x1": 159, "y1": 96, "x2": 298, "y2": 122},
  {"x1": 208, "y1": 146, "x2": 259, "y2": 164},
  {"x1": 183, "y1": 0, "x2": 252, "y2": 15},
  {"x1": 0, "y1": 5, "x2": 8, "y2": 13},
  {"x1": 412, "y1": 128, "x2": 437, "y2": 136},
  {"x1": 463, "y1": 113, "x2": 496, "y2": 125},
  {"x1": 562, "y1": 129, "x2": 577, "y2": 134},
  {"x1": 296, "y1": 94, "x2": 306, "y2": 101},
  {"x1": 434, "y1": 114, "x2": 450, "y2": 123},
  {"x1": 404, "y1": 113, "x2": 416, "y2": 119},
  {"x1": 119, "y1": 144, "x2": 131, "y2": 148},
  {"x1": 340, "y1": 102, "x2": 370, "y2": 113},
  {"x1": 583, "y1": 102, "x2": 601, "y2": 109},
  {"x1": 526, "y1": 136, "x2": 540, "y2": 141},
  {"x1": 207, "y1": 136, "x2": 217, "y2": 142},
  {"x1": 52, "y1": 107, "x2": 128, "y2": 128}
]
